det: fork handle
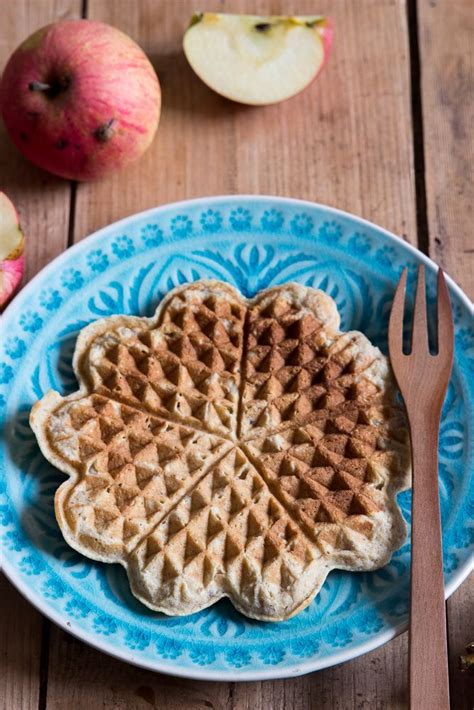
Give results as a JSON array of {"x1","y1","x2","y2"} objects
[{"x1": 409, "y1": 421, "x2": 450, "y2": 710}]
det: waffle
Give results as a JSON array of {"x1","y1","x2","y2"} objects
[{"x1": 31, "y1": 281, "x2": 410, "y2": 621}]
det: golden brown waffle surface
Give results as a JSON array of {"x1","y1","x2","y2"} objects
[{"x1": 31, "y1": 281, "x2": 410, "y2": 620}]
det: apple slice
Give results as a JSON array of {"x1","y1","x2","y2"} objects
[
  {"x1": 183, "y1": 13, "x2": 333, "y2": 106},
  {"x1": 0, "y1": 192, "x2": 25, "y2": 309}
]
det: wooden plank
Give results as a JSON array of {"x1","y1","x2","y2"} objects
[
  {"x1": 72, "y1": 0, "x2": 416, "y2": 242},
  {"x1": 445, "y1": 575, "x2": 474, "y2": 710},
  {"x1": 418, "y1": 2, "x2": 474, "y2": 708},
  {"x1": 418, "y1": 0, "x2": 473, "y2": 300},
  {"x1": 0, "y1": 2, "x2": 81, "y2": 708},
  {"x1": 0, "y1": 0, "x2": 80, "y2": 282},
  {"x1": 0, "y1": 576, "x2": 42, "y2": 710},
  {"x1": 46, "y1": 0, "x2": 415, "y2": 708}
]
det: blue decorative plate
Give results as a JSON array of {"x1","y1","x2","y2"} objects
[{"x1": 1, "y1": 196, "x2": 472, "y2": 680}]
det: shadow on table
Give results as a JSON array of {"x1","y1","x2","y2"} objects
[{"x1": 148, "y1": 49, "x2": 255, "y2": 119}]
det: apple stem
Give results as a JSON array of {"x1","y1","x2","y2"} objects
[
  {"x1": 29, "y1": 81, "x2": 51, "y2": 92},
  {"x1": 94, "y1": 118, "x2": 116, "y2": 143}
]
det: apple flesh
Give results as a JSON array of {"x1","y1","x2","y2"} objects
[
  {"x1": 183, "y1": 14, "x2": 333, "y2": 106},
  {"x1": 0, "y1": 19, "x2": 161, "y2": 181},
  {"x1": 0, "y1": 193, "x2": 25, "y2": 309}
]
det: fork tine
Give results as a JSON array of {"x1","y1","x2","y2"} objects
[
  {"x1": 411, "y1": 265, "x2": 429, "y2": 352},
  {"x1": 388, "y1": 267, "x2": 407, "y2": 355},
  {"x1": 436, "y1": 268, "x2": 454, "y2": 361}
]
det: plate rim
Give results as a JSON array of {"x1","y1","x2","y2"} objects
[{"x1": 1, "y1": 194, "x2": 473, "y2": 682}]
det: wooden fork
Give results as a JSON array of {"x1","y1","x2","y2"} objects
[{"x1": 388, "y1": 265, "x2": 453, "y2": 710}]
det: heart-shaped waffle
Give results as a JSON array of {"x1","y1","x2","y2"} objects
[{"x1": 31, "y1": 281, "x2": 410, "y2": 620}]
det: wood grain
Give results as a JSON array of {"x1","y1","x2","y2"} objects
[
  {"x1": 418, "y1": 0, "x2": 473, "y2": 300},
  {"x1": 445, "y1": 575, "x2": 474, "y2": 710},
  {"x1": 0, "y1": 3, "x2": 80, "y2": 709},
  {"x1": 0, "y1": 576, "x2": 42, "y2": 710},
  {"x1": 46, "y1": 1, "x2": 415, "y2": 708},
  {"x1": 72, "y1": 0, "x2": 416, "y2": 242},
  {"x1": 1, "y1": 0, "x2": 471, "y2": 708},
  {"x1": 0, "y1": 0, "x2": 79, "y2": 282},
  {"x1": 418, "y1": 2, "x2": 474, "y2": 708}
]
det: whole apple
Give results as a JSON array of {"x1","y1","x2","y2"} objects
[{"x1": 0, "y1": 19, "x2": 161, "y2": 181}]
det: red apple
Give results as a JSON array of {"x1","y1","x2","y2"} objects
[
  {"x1": 0, "y1": 19, "x2": 161, "y2": 181},
  {"x1": 0, "y1": 192, "x2": 25, "y2": 309}
]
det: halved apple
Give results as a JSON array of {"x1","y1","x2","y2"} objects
[
  {"x1": 0, "y1": 192, "x2": 25, "y2": 309},
  {"x1": 183, "y1": 13, "x2": 333, "y2": 106}
]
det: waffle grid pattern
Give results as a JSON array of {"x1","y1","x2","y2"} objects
[{"x1": 31, "y1": 282, "x2": 409, "y2": 620}]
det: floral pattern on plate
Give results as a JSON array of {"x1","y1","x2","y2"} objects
[{"x1": 0, "y1": 197, "x2": 472, "y2": 681}]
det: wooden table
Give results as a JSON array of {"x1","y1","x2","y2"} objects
[{"x1": 1, "y1": 1, "x2": 472, "y2": 708}]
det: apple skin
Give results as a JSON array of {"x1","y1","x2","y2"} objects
[
  {"x1": 0, "y1": 254, "x2": 25, "y2": 309},
  {"x1": 0, "y1": 192, "x2": 25, "y2": 309},
  {"x1": 318, "y1": 18, "x2": 334, "y2": 65},
  {"x1": 306, "y1": 17, "x2": 333, "y2": 94},
  {"x1": 0, "y1": 20, "x2": 161, "y2": 181}
]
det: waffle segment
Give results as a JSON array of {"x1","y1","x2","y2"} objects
[
  {"x1": 75, "y1": 282, "x2": 246, "y2": 437},
  {"x1": 33, "y1": 391, "x2": 231, "y2": 560},
  {"x1": 129, "y1": 448, "x2": 328, "y2": 619}
]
